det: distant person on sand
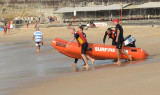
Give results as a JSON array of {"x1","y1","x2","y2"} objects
[
  {"x1": 68, "y1": 21, "x2": 72, "y2": 29},
  {"x1": 3, "y1": 23, "x2": 7, "y2": 36},
  {"x1": 112, "y1": 19, "x2": 132, "y2": 65},
  {"x1": 38, "y1": 17, "x2": 41, "y2": 23},
  {"x1": 34, "y1": 22, "x2": 38, "y2": 29},
  {"x1": 26, "y1": 21, "x2": 29, "y2": 28},
  {"x1": 54, "y1": 16, "x2": 57, "y2": 22},
  {"x1": 33, "y1": 27, "x2": 43, "y2": 53},
  {"x1": 89, "y1": 21, "x2": 96, "y2": 28},
  {"x1": 7, "y1": 22, "x2": 11, "y2": 33},
  {"x1": 70, "y1": 28, "x2": 87, "y2": 67},
  {"x1": 48, "y1": 16, "x2": 51, "y2": 23},
  {"x1": 10, "y1": 21, "x2": 13, "y2": 30},
  {"x1": 67, "y1": 26, "x2": 95, "y2": 68}
]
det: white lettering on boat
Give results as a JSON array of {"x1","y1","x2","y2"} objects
[
  {"x1": 95, "y1": 47, "x2": 129, "y2": 54},
  {"x1": 95, "y1": 47, "x2": 115, "y2": 52}
]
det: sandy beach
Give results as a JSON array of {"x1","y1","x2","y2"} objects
[{"x1": 0, "y1": 25, "x2": 160, "y2": 95}]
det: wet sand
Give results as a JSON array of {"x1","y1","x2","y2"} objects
[
  {"x1": 9, "y1": 61, "x2": 160, "y2": 95},
  {"x1": 0, "y1": 25, "x2": 160, "y2": 95}
]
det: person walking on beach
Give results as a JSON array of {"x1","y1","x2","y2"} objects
[
  {"x1": 7, "y1": 22, "x2": 11, "y2": 33},
  {"x1": 70, "y1": 28, "x2": 87, "y2": 67},
  {"x1": 26, "y1": 21, "x2": 29, "y2": 28},
  {"x1": 112, "y1": 19, "x2": 132, "y2": 65},
  {"x1": 67, "y1": 26, "x2": 95, "y2": 68},
  {"x1": 34, "y1": 21, "x2": 38, "y2": 29},
  {"x1": 68, "y1": 21, "x2": 72, "y2": 29},
  {"x1": 10, "y1": 21, "x2": 13, "y2": 30},
  {"x1": 33, "y1": 27, "x2": 43, "y2": 53},
  {"x1": 3, "y1": 23, "x2": 7, "y2": 36}
]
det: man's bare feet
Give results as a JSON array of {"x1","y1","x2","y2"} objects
[
  {"x1": 37, "y1": 50, "x2": 40, "y2": 53},
  {"x1": 92, "y1": 59, "x2": 95, "y2": 65},
  {"x1": 83, "y1": 64, "x2": 89, "y2": 68},
  {"x1": 85, "y1": 66, "x2": 89, "y2": 71},
  {"x1": 114, "y1": 61, "x2": 121, "y2": 65}
]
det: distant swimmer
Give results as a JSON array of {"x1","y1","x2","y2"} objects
[
  {"x1": 32, "y1": 27, "x2": 43, "y2": 53},
  {"x1": 67, "y1": 26, "x2": 95, "y2": 68},
  {"x1": 103, "y1": 28, "x2": 116, "y2": 45},
  {"x1": 70, "y1": 28, "x2": 86, "y2": 67},
  {"x1": 3, "y1": 23, "x2": 7, "y2": 36},
  {"x1": 112, "y1": 19, "x2": 132, "y2": 65}
]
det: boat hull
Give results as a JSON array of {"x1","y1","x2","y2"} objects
[{"x1": 52, "y1": 38, "x2": 149, "y2": 60}]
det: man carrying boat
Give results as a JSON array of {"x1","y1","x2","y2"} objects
[
  {"x1": 103, "y1": 28, "x2": 117, "y2": 62},
  {"x1": 112, "y1": 19, "x2": 132, "y2": 64},
  {"x1": 103, "y1": 28, "x2": 116, "y2": 45},
  {"x1": 70, "y1": 28, "x2": 87, "y2": 67},
  {"x1": 67, "y1": 26, "x2": 95, "y2": 68}
]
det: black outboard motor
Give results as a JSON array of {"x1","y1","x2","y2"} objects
[{"x1": 124, "y1": 35, "x2": 136, "y2": 47}]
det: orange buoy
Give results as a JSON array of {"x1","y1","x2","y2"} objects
[{"x1": 52, "y1": 38, "x2": 149, "y2": 60}]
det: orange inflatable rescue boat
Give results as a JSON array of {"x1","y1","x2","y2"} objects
[{"x1": 52, "y1": 38, "x2": 149, "y2": 60}]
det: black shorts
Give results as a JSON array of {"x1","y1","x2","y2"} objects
[
  {"x1": 112, "y1": 40, "x2": 116, "y2": 45},
  {"x1": 116, "y1": 41, "x2": 123, "y2": 49},
  {"x1": 81, "y1": 42, "x2": 88, "y2": 54}
]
